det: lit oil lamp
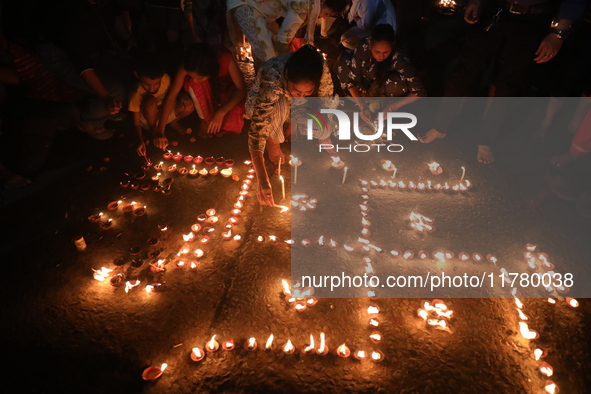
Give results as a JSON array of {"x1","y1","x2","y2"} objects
[
  {"x1": 330, "y1": 156, "x2": 345, "y2": 170},
  {"x1": 518, "y1": 322, "x2": 538, "y2": 340},
  {"x1": 282, "y1": 339, "x2": 295, "y2": 354},
  {"x1": 190, "y1": 347, "x2": 205, "y2": 361},
  {"x1": 295, "y1": 301, "x2": 307, "y2": 312},
  {"x1": 245, "y1": 337, "x2": 257, "y2": 351},
  {"x1": 316, "y1": 332, "x2": 328, "y2": 355},
  {"x1": 382, "y1": 160, "x2": 395, "y2": 172},
  {"x1": 223, "y1": 340, "x2": 235, "y2": 351},
  {"x1": 370, "y1": 350, "x2": 384, "y2": 363},
  {"x1": 403, "y1": 250, "x2": 414, "y2": 260},
  {"x1": 189, "y1": 165, "x2": 198, "y2": 176},
  {"x1": 107, "y1": 200, "x2": 122, "y2": 210},
  {"x1": 154, "y1": 161, "x2": 163, "y2": 170},
  {"x1": 534, "y1": 348, "x2": 548, "y2": 361},
  {"x1": 428, "y1": 162, "x2": 442, "y2": 175},
  {"x1": 206, "y1": 335, "x2": 219, "y2": 352},
  {"x1": 92, "y1": 267, "x2": 112, "y2": 281},
  {"x1": 544, "y1": 380, "x2": 558, "y2": 394},
  {"x1": 539, "y1": 362, "x2": 554, "y2": 377},
  {"x1": 369, "y1": 318, "x2": 379, "y2": 327},
  {"x1": 566, "y1": 297, "x2": 579, "y2": 307},
  {"x1": 220, "y1": 168, "x2": 232, "y2": 177},
  {"x1": 142, "y1": 363, "x2": 167, "y2": 380},
  {"x1": 124, "y1": 279, "x2": 141, "y2": 293},
  {"x1": 369, "y1": 332, "x2": 382, "y2": 344},
  {"x1": 302, "y1": 334, "x2": 315, "y2": 355},
  {"x1": 194, "y1": 249, "x2": 204, "y2": 258},
  {"x1": 367, "y1": 305, "x2": 380, "y2": 314},
  {"x1": 168, "y1": 164, "x2": 177, "y2": 173},
  {"x1": 353, "y1": 350, "x2": 366, "y2": 360},
  {"x1": 336, "y1": 343, "x2": 350, "y2": 358},
  {"x1": 199, "y1": 168, "x2": 208, "y2": 176},
  {"x1": 193, "y1": 156, "x2": 203, "y2": 164}
]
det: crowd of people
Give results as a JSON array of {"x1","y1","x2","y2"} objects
[{"x1": 0, "y1": 0, "x2": 589, "y2": 215}]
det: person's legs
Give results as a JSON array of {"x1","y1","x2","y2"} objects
[
  {"x1": 493, "y1": 15, "x2": 549, "y2": 97},
  {"x1": 170, "y1": 92, "x2": 194, "y2": 135},
  {"x1": 232, "y1": 5, "x2": 275, "y2": 71},
  {"x1": 140, "y1": 95, "x2": 159, "y2": 130},
  {"x1": 444, "y1": 25, "x2": 503, "y2": 97}
]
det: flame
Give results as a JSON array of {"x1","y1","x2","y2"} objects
[
  {"x1": 183, "y1": 232, "x2": 195, "y2": 242},
  {"x1": 247, "y1": 337, "x2": 256, "y2": 349},
  {"x1": 544, "y1": 381, "x2": 557, "y2": 394},
  {"x1": 539, "y1": 362, "x2": 553, "y2": 377},
  {"x1": 190, "y1": 262, "x2": 197, "y2": 269},
  {"x1": 282, "y1": 340, "x2": 294, "y2": 353},
  {"x1": 304, "y1": 334, "x2": 315, "y2": 353},
  {"x1": 295, "y1": 303, "x2": 306, "y2": 311},
  {"x1": 370, "y1": 332, "x2": 382, "y2": 342},
  {"x1": 318, "y1": 332, "x2": 326, "y2": 354},
  {"x1": 566, "y1": 298, "x2": 579, "y2": 307},
  {"x1": 331, "y1": 156, "x2": 341, "y2": 164},
  {"x1": 428, "y1": 162, "x2": 440, "y2": 171},
  {"x1": 367, "y1": 305, "x2": 380, "y2": 314},
  {"x1": 534, "y1": 348, "x2": 544, "y2": 360},
  {"x1": 371, "y1": 351, "x2": 382, "y2": 361},
  {"x1": 418, "y1": 309, "x2": 429, "y2": 320},
  {"x1": 337, "y1": 343, "x2": 349, "y2": 356},
  {"x1": 517, "y1": 309, "x2": 529, "y2": 321},
  {"x1": 223, "y1": 340, "x2": 234, "y2": 350},
  {"x1": 93, "y1": 267, "x2": 112, "y2": 281},
  {"x1": 318, "y1": 235, "x2": 325, "y2": 246},
  {"x1": 192, "y1": 348, "x2": 202, "y2": 358},
  {"x1": 266, "y1": 334, "x2": 274, "y2": 349},
  {"x1": 514, "y1": 297, "x2": 524, "y2": 309},
  {"x1": 369, "y1": 318, "x2": 379, "y2": 327},
  {"x1": 434, "y1": 252, "x2": 446, "y2": 263},
  {"x1": 194, "y1": 249, "x2": 204, "y2": 258},
  {"x1": 124, "y1": 280, "x2": 140, "y2": 293},
  {"x1": 518, "y1": 322, "x2": 538, "y2": 340},
  {"x1": 282, "y1": 279, "x2": 291, "y2": 296},
  {"x1": 355, "y1": 350, "x2": 366, "y2": 359},
  {"x1": 207, "y1": 335, "x2": 218, "y2": 351},
  {"x1": 160, "y1": 363, "x2": 167, "y2": 372}
]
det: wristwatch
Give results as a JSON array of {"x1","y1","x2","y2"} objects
[{"x1": 549, "y1": 27, "x2": 571, "y2": 40}]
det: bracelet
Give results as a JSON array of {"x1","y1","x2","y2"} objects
[{"x1": 549, "y1": 27, "x2": 570, "y2": 40}]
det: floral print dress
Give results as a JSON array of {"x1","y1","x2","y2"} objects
[
  {"x1": 246, "y1": 52, "x2": 334, "y2": 152},
  {"x1": 337, "y1": 36, "x2": 426, "y2": 98}
]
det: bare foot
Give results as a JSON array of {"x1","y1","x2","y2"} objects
[
  {"x1": 551, "y1": 153, "x2": 578, "y2": 167},
  {"x1": 170, "y1": 120, "x2": 191, "y2": 136},
  {"x1": 477, "y1": 145, "x2": 494, "y2": 164},
  {"x1": 197, "y1": 120, "x2": 209, "y2": 138},
  {"x1": 266, "y1": 141, "x2": 285, "y2": 165},
  {"x1": 419, "y1": 128, "x2": 446, "y2": 143}
]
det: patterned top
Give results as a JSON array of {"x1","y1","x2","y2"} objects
[
  {"x1": 247, "y1": 52, "x2": 334, "y2": 152},
  {"x1": 227, "y1": 0, "x2": 319, "y2": 46},
  {"x1": 338, "y1": 36, "x2": 425, "y2": 97}
]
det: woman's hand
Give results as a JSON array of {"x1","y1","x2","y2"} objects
[
  {"x1": 153, "y1": 132, "x2": 169, "y2": 150},
  {"x1": 360, "y1": 107, "x2": 372, "y2": 125},
  {"x1": 136, "y1": 142, "x2": 147, "y2": 156},
  {"x1": 257, "y1": 181, "x2": 275, "y2": 206},
  {"x1": 208, "y1": 110, "x2": 225, "y2": 134},
  {"x1": 534, "y1": 34, "x2": 563, "y2": 63},
  {"x1": 103, "y1": 96, "x2": 122, "y2": 114}
]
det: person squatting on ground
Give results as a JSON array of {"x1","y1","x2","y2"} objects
[
  {"x1": 247, "y1": 45, "x2": 335, "y2": 207},
  {"x1": 152, "y1": 43, "x2": 246, "y2": 151}
]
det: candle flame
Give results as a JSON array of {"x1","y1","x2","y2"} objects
[
  {"x1": 266, "y1": 334, "x2": 274, "y2": 349},
  {"x1": 93, "y1": 267, "x2": 113, "y2": 281},
  {"x1": 318, "y1": 332, "x2": 326, "y2": 354},
  {"x1": 207, "y1": 335, "x2": 218, "y2": 350},
  {"x1": 282, "y1": 339, "x2": 294, "y2": 353}
]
